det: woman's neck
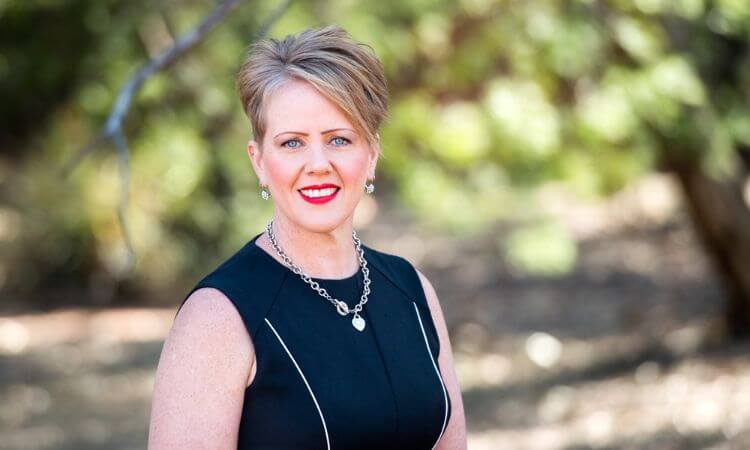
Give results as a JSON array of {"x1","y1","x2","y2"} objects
[{"x1": 258, "y1": 216, "x2": 360, "y2": 279}]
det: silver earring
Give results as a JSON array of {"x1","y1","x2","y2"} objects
[
  {"x1": 365, "y1": 179, "x2": 375, "y2": 194},
  {"x1": 261, "y1": 184, "x2": 270, "y2": 200}
]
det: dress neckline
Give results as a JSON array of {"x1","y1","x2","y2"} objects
[{"x1": 249, "y1": 232, "x2": 362, "y2": 284}]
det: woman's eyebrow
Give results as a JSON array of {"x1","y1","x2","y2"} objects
[{"x1": 274, "y1": 128, "x2": 354, "y2": 138}]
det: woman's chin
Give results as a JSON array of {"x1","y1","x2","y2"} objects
[{"x1": 292, "y1": 212, "x2": 351, "y2": 234}]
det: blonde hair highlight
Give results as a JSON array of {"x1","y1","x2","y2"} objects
[{"x1": 235, "y1": 25, "x2": 389, "y2": 151}]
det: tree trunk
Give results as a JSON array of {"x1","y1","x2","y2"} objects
[{"x1": 667, "y1": 158, "x2": 750, "y2": 338}]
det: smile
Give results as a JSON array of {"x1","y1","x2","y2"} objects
[{"x1": 298, "y1": 187, "x2": 340, "y2": 204}]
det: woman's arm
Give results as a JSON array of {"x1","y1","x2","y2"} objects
[
  {"x1": 148, "y1": 288, "x2": 254, "y2": 449},
  {"x1": 416, "y1": 269, "x2": 468, "y2": 450}
]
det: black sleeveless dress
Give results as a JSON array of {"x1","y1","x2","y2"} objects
[{"x1": 176, "y1": 231, "x2": 452, "y2": 449}]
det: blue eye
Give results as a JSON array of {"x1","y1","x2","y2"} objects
[
  {"x1": 281, "y1": 139, "x2": 301, "y2": 149},
  {"x1": 331, "y1": 136, "x2": 351, "y2": 146}
]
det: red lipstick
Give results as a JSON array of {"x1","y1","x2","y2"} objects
[
  {"x1": 298, "y1": 183, "x2": 340, "y2": 204},
  {"x1": 300, "y1": 183, "x2": 339, "y2": 190}
]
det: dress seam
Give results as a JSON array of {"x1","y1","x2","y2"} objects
[
  {"x1": 412, "y1": 301, "x2": 449, "y2": 450},
  {"x1": 264, "y1": 317, "x2": 331, "y2": 450}
]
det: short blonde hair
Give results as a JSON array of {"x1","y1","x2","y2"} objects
[{"x1": 235, "y1": 25, "x2": 388, "y2": 150}]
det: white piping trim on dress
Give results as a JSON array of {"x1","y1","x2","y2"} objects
[
  {"x1": 412, "y1": 301, "x2": 449, "y2": 450},
  {"x1": 264, "y1": 318, "x2": 331, "y2": 450}
]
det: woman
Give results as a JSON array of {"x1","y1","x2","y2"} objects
[{"x1": 148, "y1": 25, "x2": 467, "y2": 449}]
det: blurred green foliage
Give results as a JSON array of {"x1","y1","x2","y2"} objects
[
  {"x1": 1, "y1": 0, "x2": 748, "y2": 302},
  {"x1": 503, "y1": 219, "x2": 578, "y2": 277}
]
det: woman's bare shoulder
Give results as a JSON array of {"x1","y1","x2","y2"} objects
[
  {"x1": 148, "y1": 288, "x2": 254, "y2": 449},
  {"x1": 169, "y1": 287, "x2": 256, "y2": 384}
]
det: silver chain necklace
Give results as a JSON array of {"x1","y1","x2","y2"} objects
[{"x1": 265, "y1": 219, "x2": 372, "y2": 332}]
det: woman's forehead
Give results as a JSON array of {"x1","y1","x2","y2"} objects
[{"x1": 265, "y1": 100, "x2": 355, "y2": 137}]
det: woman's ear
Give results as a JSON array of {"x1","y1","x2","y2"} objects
[
  {"x1": 246, "y1": 139, "x2": 264, "y2": 182},
  {"x1": 368, "y1": 135, "x2": 380, "y2": 179}
]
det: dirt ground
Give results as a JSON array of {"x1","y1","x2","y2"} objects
[{"x1": 1, "y1": 186, "x2": 749, "y2": 449}]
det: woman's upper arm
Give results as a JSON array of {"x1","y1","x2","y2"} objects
[
  {"x1": 148, "y1": 288, "x2": 254, "y2": 450},
  {"x1": 416, "y1": 269, "x2": 468, "y2": 450}
]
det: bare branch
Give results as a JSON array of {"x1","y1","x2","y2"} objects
[
  {"x1": 112, "y1": 129, "x2": 135, "y2": 270},
  {"x1": 60, "y1": 0, "x2": 293, "y2": 269},
  {"x1": 62, "y1": 0, "x2": 244, "y2": 179},
  {"x1": 60, "y1": 129, "x2": 109, "y2": 176}
]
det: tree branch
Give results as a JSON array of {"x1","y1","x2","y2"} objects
[{"x1": 60, "y1": 0, "x2": 293, "y2": 270}]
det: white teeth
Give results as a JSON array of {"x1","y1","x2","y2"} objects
[{"x1": 300, "y1": 187, "x2": 338, "y2": 198}]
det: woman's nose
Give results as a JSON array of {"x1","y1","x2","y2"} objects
[{"x1": 305, "y1": 143, "x2": 332, "y2": 174}]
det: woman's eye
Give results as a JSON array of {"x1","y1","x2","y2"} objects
[
  {"x1": 331, "y1": 136, "x2": 351, "y2": 146},
  {"x1": 281, "y1": 139, "x2": 301, "y2": 149}
]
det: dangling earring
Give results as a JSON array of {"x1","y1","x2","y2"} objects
[
  {"x1": 260, "y1": 184, "x2": 270, "y2": 200},
  {"x1": 365, "y1": 179, "x2": 375, "y2": 194}
]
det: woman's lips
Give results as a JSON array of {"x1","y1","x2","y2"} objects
[{"x1": 299, "y1": 188, "x2": 340, "y2": 204}]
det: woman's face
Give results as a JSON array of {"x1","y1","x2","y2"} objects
[{"x1": 247, "y1": 79, "x2": 379, "y2": 234}]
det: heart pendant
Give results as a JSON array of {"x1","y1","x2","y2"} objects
[{"x1": 352, "y1": 315, "x2": 366, "y2": 332}]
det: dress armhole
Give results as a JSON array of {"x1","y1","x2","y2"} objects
[
  {"x1": 401, "y1": 258, "x2": 453, "y2": 426},
  {"x1": 175, "y1": 282, "x2": 255, "y2": 344},
  {"x1": 174, "y1": 283, "x2": 207, "y2": 320},
  {"x1": 364, "y1": 246, "x2": 444, "y2": 359},
  {"x1": 176, "y1": 268, "x2": 288, "y2": 346},
  {"x1": 397, "y1": 255, "x2": 443, "y2": 360}
]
